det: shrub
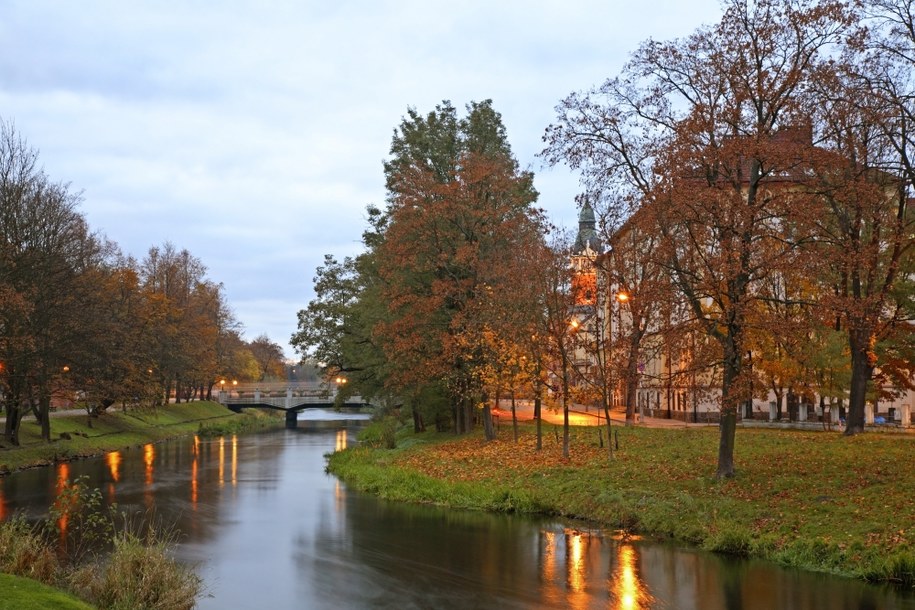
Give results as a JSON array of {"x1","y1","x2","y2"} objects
[
  {"x1": 0, "y1": 516, "x2": 59, "y2": 584},
  {"x1": 69, "y1": 530, "x2": 201, "y2": 610}
]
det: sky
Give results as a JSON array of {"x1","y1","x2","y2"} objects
[{"x1": 0, "y1": 0, "x2": 723, "y2": 359}]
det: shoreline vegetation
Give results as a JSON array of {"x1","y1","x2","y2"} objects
[
  {"x1": 0, "y1": 401, "x2": 283, "y2": 476},
  {"x1": 0, "y1": 401, "x2": 284, "y2": 609},
  {"x1": 329, "y1": 418, "x2": 915, "y2": 588}
]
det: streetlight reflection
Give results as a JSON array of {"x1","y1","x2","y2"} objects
[
  {"x1": 106, "y1": 451, "x2": 121, "y2": 483},
  {"x1": 218, "y1": 436, "x2": 225, "y2": 487},
  {"x1": 231, "y1": 435, "x2": 238, "y2": 486},
  {"x1": 610, "y1": 543, "x2": 653, "y2": 610},
  {"x1": 335, "y1": 429, "x2": 347, "y2": 451}
]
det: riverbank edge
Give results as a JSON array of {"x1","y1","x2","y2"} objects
[
  {"x1": 327, "y1": 421, "x2": 915, "y2": 588},
  {"x1": 0, "y1": 401, "x2": 283, "y2": 476}
]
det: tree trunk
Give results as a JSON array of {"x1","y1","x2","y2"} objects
[
  {"x1": 482, "y1": 392, "x2": 495, "y2": 440},
  {"x1": 845, "y1": 337, "x2": 873, "y2": 436},
  {"x1": 510, "y1": 390, "x2": 518, "y2": 443},
  {"x1": 716, "y1": 343, "x2": 740, "y2": 479},
  {"x1": 452, "y1": 397, "x2": 461, "y2": 434},
  {"x1": 39, "y1": 393, "x2": 51, "y2": 443},
  {"x1": 718, "y1": 407, "x2": 737, "y2": 479},
  {"x1": 624, "y1": 336, "x2": 640, "y2": 426},
  {"x1": 534, "y1": 394, "x2": 542, "y2": 451},
  {"x1": 561, "y1": 353, "x2": 570, "y2": 459},
  {"x1": 4, "y1": 404, "x2": 21, "y2": 446},
  {"x1": 411, "y1": 399, "x2": 425, "y2": 433}
]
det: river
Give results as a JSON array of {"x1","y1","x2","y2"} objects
[{"x1": 1, "y1": 410, "x2": 914, "y2": 609}]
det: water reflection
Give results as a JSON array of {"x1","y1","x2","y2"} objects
[
  {"x1": 54, "y1": 463, "x2": 70, "y2": 545},
  {"x1": 335, "y1": 429, "x2": 347, "y2": 451},
  {"x1": 218, "y1": 436, "x2": 224, "y2": 487},
  {"x1": 611, "y1": 543, "x2": 654, "y2": 610},
  {"x1": 231, "y1": 435, "x2": 237, "y2": 486},
  {"x1": 106, "y1": 451, "x2": 121, "y2": 482}
]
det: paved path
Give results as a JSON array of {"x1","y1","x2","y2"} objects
[{"x1": 490, "y1": 400, "x2": 708, "y2": 429}]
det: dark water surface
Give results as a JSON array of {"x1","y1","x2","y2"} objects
[{"x1": 1, "y1": 412, "x2": 914, "y2": 609}]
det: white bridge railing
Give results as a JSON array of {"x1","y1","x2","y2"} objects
[{"x1": 217, "y1": 387, "x2": 365, "y2": 410}]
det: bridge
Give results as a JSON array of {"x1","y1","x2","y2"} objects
[{"x1": 216, "y1": 381, "x2": 371, "y2": 428}]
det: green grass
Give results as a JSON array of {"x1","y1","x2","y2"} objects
[
  {"x1": 0, "y1": 401, "x2": 275, "y2": 474},
  {"x1": 0, "y1": 573, "x2": 95, "y2": 609},
  {"x1": 328, "y1": 420, "x2": 915, "y2": 586}
]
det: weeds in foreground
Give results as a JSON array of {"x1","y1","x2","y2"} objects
[
  {"x1": 0, "y1": 476, "x2": 201, "y2": 609},
  {"x1": 69, "y1": 529, "x2": 201, "y2": 610}
]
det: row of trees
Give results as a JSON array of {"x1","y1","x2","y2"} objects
[
  {"x1": 0, "y1": 122, "x2": 285, "y2": 445},
  {"x1": 543, "y1": 0, "x2": 915, "y2": 477},
  {"x1": 293, "y1": 101, "x2": 594, "y2": 456},
  {"x1": 297, "y1": 0, "x2": 915, "y2": 479}
]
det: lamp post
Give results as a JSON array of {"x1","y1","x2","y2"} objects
[{"x1": 615, "y1": 291, "x2": 630, "y2": 422}]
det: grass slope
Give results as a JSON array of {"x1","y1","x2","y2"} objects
[
  {"x1": 329, "y1": 421, "x2": 915, "y2": 586},
  {"x1": 0, "y1": 573, "x2": 95, "y2": 610}
]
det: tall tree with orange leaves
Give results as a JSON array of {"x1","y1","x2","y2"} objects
[
  {"x1": 544, "y1": 0, "x2": 853, "y2": 477},
  {"x1": 375, "y1": 100, "x2": 545, "y2": 437}
]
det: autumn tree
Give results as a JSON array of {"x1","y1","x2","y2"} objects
[
  {"x1": 536, "y1": 234, "x2": 580, "y2": 458},
  {"x1": 543, "y1": 0, "x2": 852, "y2": 477},
  {"x1": 139, "y1": 242, "x2": 228, "y2": 403},
  {"x1": 248, "y1": 334, "x2": 286, "y2": 381},
  {"x1": 0, "y1": 121, "x2": 107, "y2": 443},
  {"x1": 374, "y1": 100, "x2": 545, "y2": 438},
  {"x1": 792, "y1": 0, "x2": 915, "y2": 434}
]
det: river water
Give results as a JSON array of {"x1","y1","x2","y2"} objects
[{"x1": 1, "y1": 411, "x2": 914, "y2": 609}]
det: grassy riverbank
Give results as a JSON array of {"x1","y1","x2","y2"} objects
[
  {"x1": 0, "y1": 401, "x2": 282, "y2": 475},
  {"x1": 328, "y1": 420, "x2": 915, "y2": 586},
  {"x1": 0, "y1": 573, "x2": 95, "y2": 609}
]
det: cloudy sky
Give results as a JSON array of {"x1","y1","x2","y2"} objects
[{"x1": 1, "y1": 1, "x2": 722, "y2": 358}]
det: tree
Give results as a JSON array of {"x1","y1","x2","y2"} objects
[
  {"x1": 373, "y1": 100, "x2": 545, "y2": 437},
  {"x1": 543, "y1": 0, "x2": 852, "y2": 477},
  {"x1": 0, "y1": 121, "x2": 100, "y2": 443},
  {"x1": 536, "y1": 235, "x2": 580, "y2": 458},
  {"x1": 248, "y1": 334, "x2": 285, "y2": 381},
  {"x1": 139, "y1": 242, "x2": 222, "y2": 404},
  {"x1": 799, "y1": 0, "x2": 915, "y2": 434}
]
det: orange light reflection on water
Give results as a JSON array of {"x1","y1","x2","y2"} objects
[
  {"x1": 231, "y1": 435, "x2": 238, "y2": 486},
  {"x1": 191, "y1": 456, "x2": 198, "y2": 508},
  {"x1": 55, "y1": 463, "x2": 70, "y2": 544},
  {"x1": 335, "y1": 429, "x2": 347, "y2": 451},
  {"x1": 106, "y1": 451, "x2": 121, "y2": 482},
  {"x1": 143, "y1": 444, "x2": 155, "y2": 486},
  {"x1": 610, "y1": 543, "x2": 653, "y2": 610},
  {"x1": 218, "y1": 437, "x2": 225, "y2": 487},
  {"x1": 567, "y1": 531, "x2": 586, "y2": 593},
  {"x1": 191, "y1": 435, "x2": 199, "y2": 508}
]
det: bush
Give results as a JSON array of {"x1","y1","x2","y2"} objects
[
  {"x1": 358, "y1": 416, "x2": 402, "y2": 449},
  {"x1": 69, "y1": 530, "x2": 201, "y2": 610},
  {"x1": 0, "y1": 516, "x2": 59, "y2": 584}
]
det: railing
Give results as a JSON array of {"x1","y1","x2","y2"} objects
[{"x1": 219, "y1": 392, "x2": 366, "y2": 410}]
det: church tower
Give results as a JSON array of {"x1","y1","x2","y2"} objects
[{"x1": 570, "y1": 201, "x2": 602, "y2": 306}]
